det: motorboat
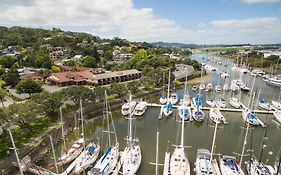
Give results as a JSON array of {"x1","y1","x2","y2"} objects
[
  {"x1": 192, "y1": 85, "x2": 199, "y2": 91},
  {"x1": 267, "y1": 76, "x2": 281, "y2": 87},
  {"x1": 258, "y1": 98, "x2": 271, "y2": 110},
  {"x1": 199, "y1": 84, "x2": 206, "y2": 91},
  {"x1": 219, "y1": 155, "x2": 245, "y2": 175},
  {"x1": 74, "y1": 143, "x2": 100, "y2": 174},
  {"x1": 57, "y1": 138, "x2": 84, "y2": 166},
  {"x1": 209, "y1": 107, "x2": 226, "y2": 124},
  {"x1": 215, "y1": 85, "x2": 222, "y2": 93},
  {"x1": 195, "y1": 149, "x2": 216, "y2": 175},
  {"x1": 163, "y1": 102, "x2": 173, "y2": 117},
  {"x1": 229, "y1": 97, "x2": 241, "y2": 109},
  {"x1": 273, "y1": 109, "x2": 281, "y2": 123},
  {"x1": 242, "y1": 108, "x2": 260, "y2": 126},
  {"x1": 206, "y1": 98, "x2": 216, "y2": 107},
  {"x1": 192, "y1": 107, "x2": 205, "y2": 122},
  {"x1": 178, "y1": 105, "x2": 191, "y2": 121},
  {"x1": 247, "y1": 159, "x2": 275, "y2": 175},
  {"x1": 223, "y1": 83, "x2": 229, "y2": 91},
  {"x1": 205, "y1": 83, "x2": 213, "y2": 92},
  {"x1": 217, "y1": 98, "x2": 226, "y2": 108},
  {"x1": 133, "y1": 101, "x2": 148, "y2": 116},
  {"x1": 240, "y1": 84, "x2": 250, "y2": 92},
  {"x1": 193, "y1": 96, "x2": 203, "y2": 109},
  {"x1": 170, "y1": 93, "x2": 178, "y2": 105},
  {"x1": 121, "y1": 101, "x2": 137, "y2": 116},
  {"x1": 160, "y1": 95, "x2": 168, "y2": 104},
  {"x1": 272, "y1": 101, "x2": 281, "y2": 110}
]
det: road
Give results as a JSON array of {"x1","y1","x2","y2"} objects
[{"x1": 173, "y1": 64, "x2": 194, "y2": 80}]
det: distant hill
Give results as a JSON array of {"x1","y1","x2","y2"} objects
[{"x1": 151, "y1": 42, "x2": 200, "y2": 48}]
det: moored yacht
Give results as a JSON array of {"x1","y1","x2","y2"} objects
[
  {"x1": 247, "y1": 159, "x2": 275, "y2": 175},
  {"x1": 160, "y1": 96, "x2": 168, "y2": 105},
  {"x1": 273, "y1": 109, "x2": 281, "y2": 123},
  {"x1": 195, "y1": 149, "x2": 216, "y2": 175},
  {"x1": 229, "y1": 97, "x2": 241, "y2": 109},
  {"x1": 217, "y1": 98, "x2": 226, "y2": 108},
  {"x1": 272, "y1": 101, "x2": 281, "y2": 110},
  {"x1": 170, "y1": 93, "x2": 178, "y2": 105},
  {"x1": 206, "y1": 98, "x2": 216, "y2": 107},
  {"x1": 133, "y1": 101, "x2": 148, "y2": 116},
  {"x1": 179, "y1": 94, "x2": 191, "y2": 106},
  {"x1": 219, "y1": 155, "x2": 244, "y2": 175},
  {"x1": 121, "y1": 101, "x2": 137, "y2": 116},
  {"x1": 178, "y1": 105, "x2": 191, "y2": 121},
  {"x1": 163, "y1": 102, "x2": 173, "y2": 117},
  {"x1": 258, "y1": 98, "x2": 271, "y2": 110},
  {"x1": 242, "y1": 108, "x2": 260, "y2": 126},
  {"x1": 209, "y1": 107, "x2": 227, "y2": 124}
]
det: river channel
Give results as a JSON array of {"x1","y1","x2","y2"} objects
[{"x1": 40, "y1": 52, "x2": 281, "y2": 175}]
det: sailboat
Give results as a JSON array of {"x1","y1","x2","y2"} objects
[
  {"x1": 206, "y1": 98, "x2": 216, "y2": 107},
  {"x1": 178, "y1": 105, "x2": 191, "y2": 121},
  {"x1": 169, "y1": 110, "x2": 190, "y2": 175},
  {"x1": 218, "y1": 155, "x2": 244, "y2": 175},
  {"x1": 195, "y1": 149, "x2": 216, "y2": 175},
  {"x1": 230, "y1": 97, "x2": 241, "y2": 109},
  {"x1": 88, "y1": 91, "x2": 119, "y2": 175},
  {"x1": 170, "y1": 93, "x2": 178, "y2": 105},
  {"x1": 163, "y1": 70, "x2": 173, "y2": 117},
  {"x1": 272, "y1": 101, "x2": 281, "y2": 110},
  {"x1": 121, "y1": 100, "x2": 137, "y2": 116},
  {"x1": 179, "y1": 76, "x2": 191, "y2": 107},
  {"x1": 258, "y1": 98, "x2": 271, "y2": 110},
  {"x1": 273, "y1": 109, "x2": 281, "y2": 123},
  {"x1": 216, "y1": 98, "x2": 226, "y2": 108},
  {"x1": 160, "y1": 72, "x2": 168, "y2": 104},
  {"x1": 209, "y1": 107, "x2": 227, "y2": 124},
  {"x1": 73, "y1": 100, "x2": 100, "y2": 174},
  {"x1": 121, "y1": 94, "x2": 141, "y2": 175},
  {"x1": 57, "y1": 107, "x2": 84, "y2": 166}
]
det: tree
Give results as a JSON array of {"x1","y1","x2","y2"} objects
[
  {"x1": 62, "y1": 86, "x2": 95, "y2": 105},
  {"x1": 0, "y1": 56, "x2": 16, "y2": 68},
  {"x1": 93, "y1": 86, "x2": 107, "y2": 101},
  {"x1": 127, "y1": 81, "x2": 140, "y2": 94},
  {"x1": 80, "y1": 56, "x2": 97, "y2": 68},
  {"x1": 32, "y1": 92, "x2": 63, "y2": 118},
  {"x1": 0, "y1": 88, "x2": 6, "y2": 107},
  {"x1": 0, "y1": 67, "x2": 5, "y2": 76},
  {"x1": 109, "y1": 82, "x2": 128, "y2": 97},
  {"x1": 16, "y1": 79, "x2": 42, "y2": 95},
  {"x1": 34, "y1": 49, "x2": 52, "y2": 68},
  {"x1": 1, "y1": 70, "x2": 20, "y2": 87},
  {"x1": 133, "y1": 49, "x2": 148, "y2": 60},
  {"x1": 51, "y1": 65, "x2": 61, "y2": 73}
]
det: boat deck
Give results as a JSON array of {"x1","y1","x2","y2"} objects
[{"x1": 163, "y1": 151, "x2": 170, "y2": 175}]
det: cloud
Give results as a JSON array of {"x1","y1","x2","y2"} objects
[
  {"x1": 242, "y1": 0, "x2": 280, "y2": 4},
  {"x1": 0, "y1": 0, "x2": 190, "y2": 43}
]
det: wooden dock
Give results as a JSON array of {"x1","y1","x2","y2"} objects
[{"x1": 147, "y1": 103, "x2": 273, "y2": 114}]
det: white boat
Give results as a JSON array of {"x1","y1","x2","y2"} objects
[
  {"x1": 133, "y1": 101, "x2": 148, "y2": 116},
  {"x1": 240, "y1": 84, "x2": 250, "y2": 92},
  {"x1": 275, "y1": 160, "x2": 281, "y2": 175},
  {"x1": 258, "y1": 98, "x2": 271, "y2": 110},
  {"x1": 217, "y1": 98, "x2": 226, "y2": 108},
  {"x1": 88, "y1": 91, "x2": 119, "y2": 175},
  {"x1": 170, "y1": 93, "x2": 178, "y2": 105},
  {"x1": 206, "y1": 98, "x2": 216, "y2": 107},
  {"x1": 266, "y1": 76, "x2": 281, "y2": 87},
  {"x1": 193, "y1": 96, "x2": 203, "y2": 109},
  {"x1": 247, "y1": 159, "x2": 275, "y2": 175},
  {"x1": 230, "y1": 83, "x2": 240, "y2": 92},
  {"x1": 192, "y1": 107, "x2": 205, "y2": 122},
  {"x1": 163, "y1": 102, "x2": 173, "y2": 117},
  {"x1": 74, "y1": 143, "x2": 101, "y2": 174},
  {"x1": 178, "y1": 105, "x2": 191, "y2": 121},
  {"x1": 205, "y1": 83, "x2": 213, "y2": 92},
  {"x1": 179, "y1": 94, "x2": 191, "y2": 106},
  {"x1": 192, "y1": 85, "x2": 199, "y2": 91},
  {"x1": 223, "y1": 83, "x2": 229, "y2": 91},
  {"x1": 199, "y1": 84, "x2": 206, "y2": 91},
  {"x1": 219, "y1": 155, "x2": 245, "y2": 175},
  {"x1": 121, "y1": 101, "x2": 137, "y2": 116},
  {"x1": 195, "y1": 149, "x2": 216, "y2": 175},
  {"x1": 209, "y1": 108, "x2": 227, "y2": 124},
  {"x1": 57, "y1": 138, "x2": 84, "y2": 166},
  {"x1": 160, "y1": 96, "x2": 168, "y2": 104},
  {"x1": 121, "y1": 95, "x2": 142, "y2": 175},
  {"x1": 220, "y1": 72, "x2": 230, "y2": 79},
  {"x1": 273, "y1": 109, "x2": 281, "y2": 123},
  {"x1": 229, "y1": 97, "x2": 241, "y2": 109},
  {"x1": 242, "y1": 108, "x2": 260, "y2": 126},
  {"x1": 215, "y1": 85, "x2": 222, "y2": 92},
  {"x1": 272, "y1": 101, "x2": 281, "y2": 110},
  {"x1": 169, "y1": 108, "x2": 190, "y2": 175}
]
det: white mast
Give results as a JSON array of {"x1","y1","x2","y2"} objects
[
  {"x1": 210, "y1": 122, "x2": 218, "y2": 162},
  {"x1": 60, "y1": 107, "x2": 66, "y2": 150},
  {"x1": 239, "y1": 122, "x2": 250, "y2": 164},
  {"x1": 128, "y1": 94, "x2": 133, "y2": 148},
  {"x1": 199, "y1": 67, "x2": 203, "y2": 97},
  {"x1": 50, "y1": 135, "x2": 59, "y2": 174},
  {"x1": 80, "y1": 99, "x2": 86, "y2": 160},
  {"x1": 8, "y1": 129, "x2": 24, "y2": 175},
  {"x1": 184, "y1": 75, "x2": 187, "y2": 96},
  {"x1": 167, "y1": 70, "x2": 171, "y2": 99},
  {"x1": 156, "y1": 131, "x2": 159, "y2": 175},
  {"x1": 180, "y1": 112, "x2": 185, "y2": 148},
  {"x1": 105, "y1": 90, "x2": 111, "y2": 146}
]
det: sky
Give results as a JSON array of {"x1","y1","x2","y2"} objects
[{"x1": 0, "y1": 0, "x2": 281, "y2": 44}]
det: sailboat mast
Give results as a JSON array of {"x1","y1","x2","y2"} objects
[
  {"x1": 155, "y1": 130, "x2": 159, "y2": 175},
  {"x1": 240, "y1": 122, "x2": 250, "y2": 164},
  {"x1": 167, "y1": 70, "x2": 171, "y2": 99},
  {"x1": 60, "y1": 107, "x2": 66, "y2": 150},
  {"x1": 210, "y1": 122, "x2": 218, "y2": 162},
  {"x1": 184, "y1": 75, "x2": 187, "y2": 95},
  {"x1": 128, "y1": 94, "x2": 133, "y2": 147},
  {"x1": 258, "y1": 124, "x2": 268, "y2": 162},
  {"x1": 199, "y1": 67, "x2": 203, "y2": 97},
  {"x1": 80, "y1": 99, "x2": 86, "y2": 159},
  {"x1": 50, "y1": 135, "x2": 59, "y2": 174},
  {"x1": 248, "y1": 75, "x2": 256, "y2": 107},
  {"x1": 105, "y1": 90, "x2": 111, "y2": 146},
  {"x1": 180, "y1": 113, "x2": 185, "y2": 147},
  {"x1": 277, "y1": 150, "x2": 281, "y2": 175}
]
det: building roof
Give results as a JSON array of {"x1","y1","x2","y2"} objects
[
  {"x1": 48, "y1": 70, "x2": 94, "y2": 83},
  {"x1": 92, "y1": 69, "x2": 141, "y2": 80},
  {"x1": 20, "y1": 72, "x2": 43, "y2": 80}
]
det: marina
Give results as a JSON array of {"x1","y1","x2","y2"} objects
[{"x1": 12, "y1": 52, "x2": 281, "y2": 175}]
